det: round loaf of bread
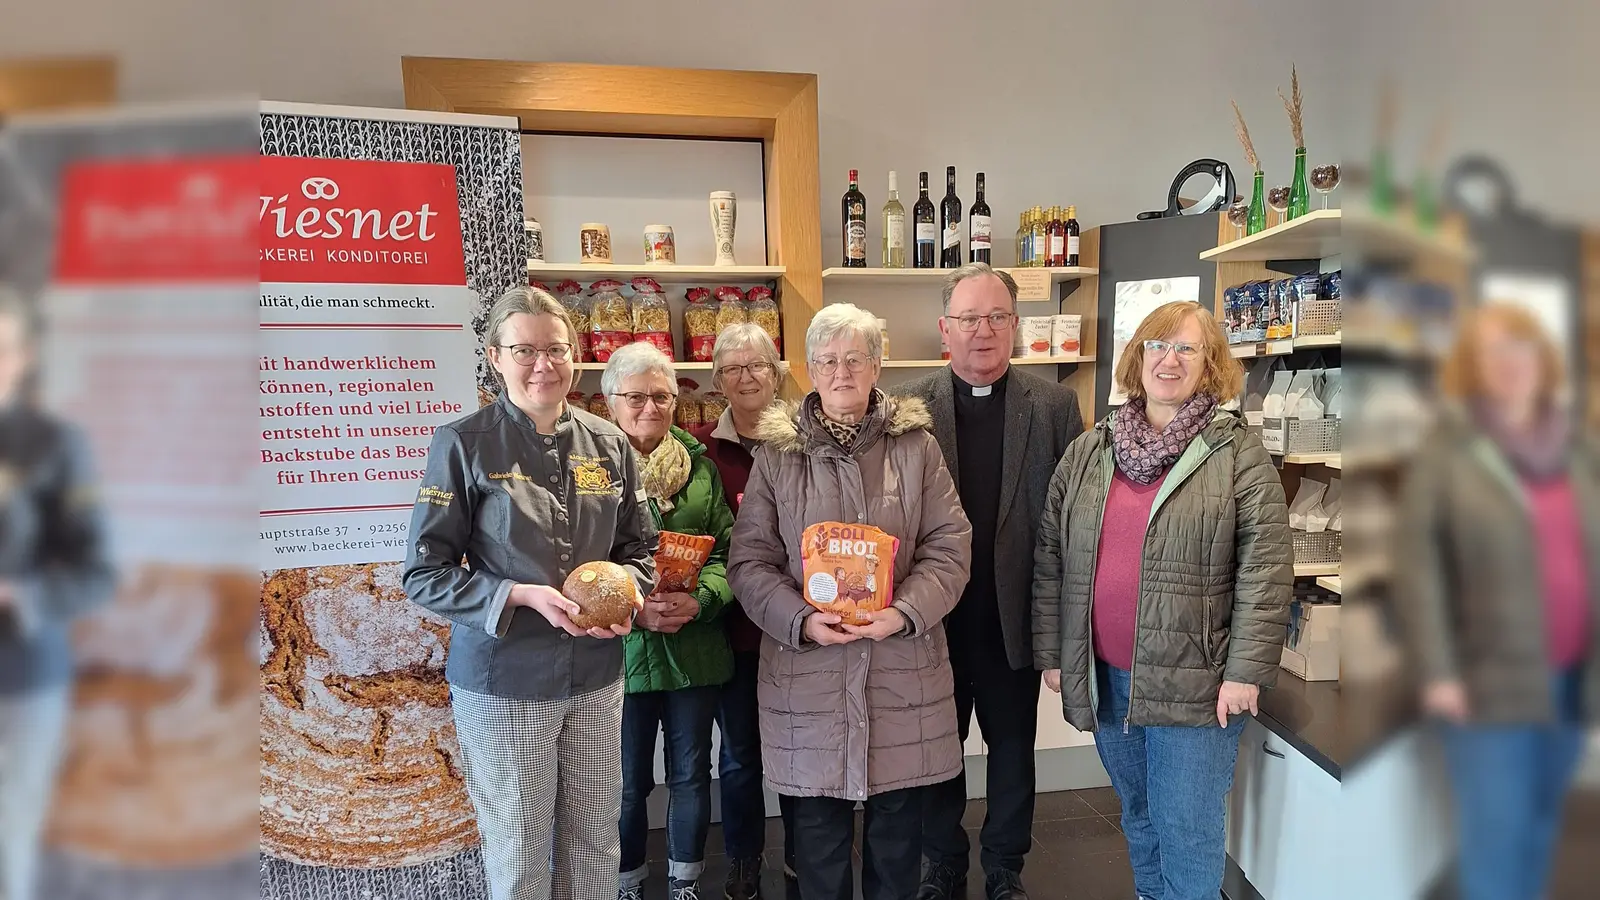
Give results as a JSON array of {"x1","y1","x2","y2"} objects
[{"x1": 562, "y1": 561, "x2": 640, "y2": 630}]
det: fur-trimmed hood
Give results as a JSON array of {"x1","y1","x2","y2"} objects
[{"x1": 754, "y1": 389, "x2": 933, "y2": 455}]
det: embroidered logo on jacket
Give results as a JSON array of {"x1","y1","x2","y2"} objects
[{"x1": 570, "y1": 455, "x2": 620, "y2": 496}]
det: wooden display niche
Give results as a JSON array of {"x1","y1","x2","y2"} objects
[
  {"x1": 0, "y1": 56, "x2": 115, "y2": 114},
  {"x1": 402, "y1": 57, "x2": 823, "y2": 395}
]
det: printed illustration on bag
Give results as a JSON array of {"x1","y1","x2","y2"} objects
[
  {"x1": 799, "y1": 521, "x2": 900, "y2": 625},
  {"x1": 570, "y1": 455, "x2": 619, "y2": 496},
  {"x1": 654, "y1": 530, "x2": 717, "y2": 594}
]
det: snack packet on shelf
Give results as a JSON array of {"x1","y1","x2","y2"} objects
[
  {"x1": 799, "y1": 521, "x2": 900, "y2": 626},
  {"x1": 630, "y1": 277, "x2": 674, "y2": 360},
  {"x1": 683, "y1": 287, "x2": 719, "y2": 362},
  {"x1": 714, "y1": 286, "x2": 748, "y2": 334},
  {"x1": 588, "y1": 279, "x2": 632, "y2": 363},
  {"x1": 555, "y1": 280, "x2": 591, "y2": 362},
  {"x1": 675, "y1": 377, "x2": 703, "y2": 431},
  {"x1": 746, "y1": 285, "x2": 782, "y2": 351},
  {"x1": 653, "y1": 530, "x2": 717, "y2": 594}
]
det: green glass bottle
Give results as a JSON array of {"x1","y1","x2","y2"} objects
[
  {"x1": 1371, "y1": 146, "x2": 1395, "y2": 214},
  {"x1": 1413, "y1": 172, "x2": 1438, "y2": 231},
  {"x1": 1247, "y1": 170, "x2": 1267, "y2": 235},
  {"x1": 1287, "y1": 147, "x2": 1310, "y2": 220}
]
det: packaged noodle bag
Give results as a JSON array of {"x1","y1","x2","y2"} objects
[
  {"x1": 654, "y1": 531, "x2": 717, "y2": 594},
  {"x1": 799, "y1": 521, "x2": 900, "y2": 626}
]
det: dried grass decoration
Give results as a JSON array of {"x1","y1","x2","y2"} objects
[
  {"x1": 1278, "y1": 65, "x2": 1305, "y2": 150},
  {"x1": 1231, "y1": 100, "x2": 1260, "y2": 173}
]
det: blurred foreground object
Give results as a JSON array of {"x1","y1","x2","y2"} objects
[
  {"x1": 1394, "y1": 304, "x2": 1596, "y2": 900},
  {"x1": 0, "y1": 99, "x2": 257, "y2": 895}
]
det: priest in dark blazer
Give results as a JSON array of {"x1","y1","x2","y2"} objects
[{"x1": 899, "y1": 263, "x2": 1084, "y2": 900}]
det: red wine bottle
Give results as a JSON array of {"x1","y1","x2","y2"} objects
[
  {"x1": 913, "y1": 171, "x2": 937, "y2": 268},
  {"x1": 939, "y1": 166, "x2": 962, "y2": 268},
  {"x1": 969, "y1": 172, "x2": 991, "y2": 264},
  {"x1": 841, "y1": 169, "x2": 867, "y2": 267},
  {"x1": 1065, "y1": 205, "x2": 1081, "y2": 266}
]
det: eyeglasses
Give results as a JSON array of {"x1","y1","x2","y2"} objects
[
  {"x1": 609, "y1": 391, "x2": 677, "y2": 409},
  {"x1": 943, "y1": 313, "x2": 1015, "y2": 333},
  {"x1": 497, "y1": 343, "x2": 572, "y2": 364},
  {"x1": 1143, "y1": 340, "x2": 1202, "y2": 360},
  {"x1": 810, "y1": 354, "x2": 876, "y2": 377},
  {"x1": 717, "y1": 361, "x2": 776, "y2": 381}
]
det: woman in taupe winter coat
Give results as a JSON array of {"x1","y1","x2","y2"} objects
[{"x1": 728, "y1": 303, "x2": 972, "y2": 900}]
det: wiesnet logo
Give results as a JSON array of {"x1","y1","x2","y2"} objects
[{"x1": 259, "y1": 175, "x2": 441, "y2": 243}]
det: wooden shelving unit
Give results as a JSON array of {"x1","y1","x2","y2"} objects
[
  {"x1": 1200, "y1": 209, "x2": 1341, "y2": 264},
  {"x1": 1282, "y1": 452, "x2": 1341, "y2": 469},
  {"x1": 822, "y1": 266, "x2": 1097, "y2": 283},
  {"x1": 1315, "y1": 576, "x2": 1341, "y2": 595},
  {"x1": 404, "y1": 57, "x2": 825, "y2": 396},
  {"x1": 530, "y1": 262, "x2": 785, "y2": 284},
  {"x1": 1293, "y1": 562, "x2": 1341, "y2": 578},
  {"x1": 880, "y1": 355, "x2": 1093, "y2": 369},
  {"x1": 574, "y1": 361, "x2": 714, "y2": 372}
]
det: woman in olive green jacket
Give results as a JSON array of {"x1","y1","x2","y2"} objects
[
  {"x1": 604, "y1": 343, "x2": 735, "y2": 900},
  {"x1": 1032, "y1": 301, "x2": 1292, "y2": 900}
]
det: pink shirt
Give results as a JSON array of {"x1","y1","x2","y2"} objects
[
  {"x1": 1092, "y1": 468, "x2": 1166, "y2": 670},
  {"x1": 1525, "y1": 476, "x2": 1592, "y2": 668}
]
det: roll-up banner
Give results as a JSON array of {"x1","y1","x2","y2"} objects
[{"x1": 258, "y1": 103, "x2": 524, "y2": 900}]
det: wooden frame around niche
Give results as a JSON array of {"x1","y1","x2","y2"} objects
[
  {"x1": 0, "y1": 57, "x2": 115, "y2": 114},
  {"x1": 401, "y1": 57, "x2": 823, "y2": 392}
]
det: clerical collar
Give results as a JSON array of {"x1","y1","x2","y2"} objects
[{"x1": 952, "y1": 367, "x2": 1008, "y2": 399}]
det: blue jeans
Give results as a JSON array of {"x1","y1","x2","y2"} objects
[
  {"x1": 1093, "y1": 663, "x2": 1245, "y2": 900},
  {"x1": 1441, "y1": 666, "x2": 1586, "y2": 900},
  {"x1": 716, "y1": 651, "x2": 766, "y2": 860},
  {"x1": 619, "y1": 685, "x2": 721, "y2": 886}
]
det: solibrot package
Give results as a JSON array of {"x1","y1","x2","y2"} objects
[{"x1": 800, "y1": 521, "x2": 900, "y2": 626}]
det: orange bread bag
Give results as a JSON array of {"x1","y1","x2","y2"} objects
[
  {"x1": 799, "y1": 521, "x2": 900, "y2": 626},
  {"x1": 654, "y1": 530, "x2": 717, "y2": 594}
]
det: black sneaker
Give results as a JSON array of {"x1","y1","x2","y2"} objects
[
  {"x1": 985, "y1": 869, "x2": 1029, "y2": 900},
  {"x1": 917, "y1": 861, "x2": 967, "y2": 900},
  {"x1": 723, "y1": 856, "x2": 762, "y2": 900},
  {"x1": 669, "y1": 878, "x2": 702, "y2": 900}
]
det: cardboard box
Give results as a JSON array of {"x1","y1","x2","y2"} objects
[{"x1": 1281, "y1": 600, "x2": 1340, "y2": 682}]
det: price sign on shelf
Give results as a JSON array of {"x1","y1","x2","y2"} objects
[{"x1": 1009, "y1": 268, "x2": 1052, "y2": 301}]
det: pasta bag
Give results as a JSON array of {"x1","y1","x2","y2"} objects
[{"x1": 799, "y1": 521, "x2": 900, "y2": 626}]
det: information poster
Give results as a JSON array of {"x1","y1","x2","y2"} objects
[{"x1": 259, "y1": 156, "x2": 480, "y2": 568}]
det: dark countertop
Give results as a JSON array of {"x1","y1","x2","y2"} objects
[{"x1": 1252, "y1": 673, "x2": 1420, "y2": 781}]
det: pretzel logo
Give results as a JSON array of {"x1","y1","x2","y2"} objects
[{"x1": 300, "y1": 177, "x2": 339, "y2": 201}]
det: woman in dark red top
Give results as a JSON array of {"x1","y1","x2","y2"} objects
[
  {"x1": 1398, "y1": 304, "x2": 1600, "y2": 900},
  {"x1": 690, "y1": 323, "x2": 789, "y2": 899}
]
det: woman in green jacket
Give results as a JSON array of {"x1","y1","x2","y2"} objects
[
  {"x1": 1032, "y1": 301, "x2": 1292, "y2": 900},
  {"x1": 603, "y1": 342, "x2": 736, "y2": 900}
]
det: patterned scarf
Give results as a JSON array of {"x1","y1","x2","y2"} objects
[
  {"x1": 1473, "y1": 401, "x2": 1572, "y2": 481},
  {"x1": 1111, "y1": 394, "x2": 1219, "y2": 484},
  {"x1": 639, "y1": 432, "x2": 693, "y2": 511},
  {"x1": 811, "y1": 389, "x2": 882, "y2": 452}
]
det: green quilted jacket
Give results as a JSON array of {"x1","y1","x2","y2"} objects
[{"x1": 624, "y1": 427, "x2": 737, "y2": 693}]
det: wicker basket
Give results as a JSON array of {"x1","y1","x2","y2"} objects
[
  {"x1": 1296, "y1": 300, "x2": 1342, "y2": 337},
  {"x1": 1285, "y1": 417, "x2": 1341, "y2": 454},
  {"x1": 1292, "y1": 529, "x2": 1342, "y2": 565}
]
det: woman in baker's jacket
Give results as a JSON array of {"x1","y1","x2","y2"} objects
[{"x1": 403, "y1": 285, "x2": 656, "y2": 900}]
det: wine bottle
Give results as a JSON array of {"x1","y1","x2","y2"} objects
[
  {"x1": 1030, "y1": 207, "x2": 1048, "y2": 268},
  {"x1": 1065, "y1": 205, "x2": 1081, "y2": 266},
  {"x1": 882, "y1": 170, "x2": 905, "y2": 268},
  {"x1": 841, "y1": 169, "x2": 867, "y2": 268},
  {"x1": 968, "y1": 172, "x2": 991, "y2": 264},
  {"x1": 1046, "y1": 206, "x2": 1065, "y2": 267},
  {"x1": 1015, "y1": 212, "x2": 1030, "y2": 268},
  {"x1": 913, "y1": 171, "x2": 937, "y2": 268},
  {"x1": 939, "y1": 166, "x2": 962, "y2": 268}
]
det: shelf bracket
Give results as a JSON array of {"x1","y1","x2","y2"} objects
[{"x1": 1264, "y1": 257, "x2": 1322, "y2": 276}]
